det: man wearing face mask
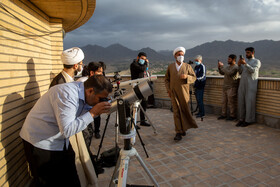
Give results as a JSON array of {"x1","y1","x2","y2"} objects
[
  {"x1": 217, "y1": 54, "x2": 239, "y2": 121},
  {"x1": 50, "y1": 47, "x2": 84, "y2": 88},
  {"x1": 193, "y1": 55, "x2": 206, "y2": 118},
  {"x1": 130, "y1": 52, "x2": 151, "y2": 127},
  {"x1": 165, "y1": 47, "x2": 198, "y2": 141}
]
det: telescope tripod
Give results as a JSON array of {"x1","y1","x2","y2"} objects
[
  {"x1": 109, "y1": 117, "x2": 159, "y2": 187},
  {"x1": 190, "y1": 89, "x2": 203, "y2": 121},
  {"x1": 131, "y1": 100, "x2": 157, "y2": 145}
]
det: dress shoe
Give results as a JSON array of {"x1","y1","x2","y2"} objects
[
  {"x1": 181, "y1": 132, "x2": 186, "y2": 136},
  {"x1": 174, "y1": 133, "x2": 182, "y2": 141},
  {"x1": 235, "y1": 121, "x2": 244, "y2": 127},
  {"x1": 240, "y1": 122, "x2": 250, "y2": 127},
  {"x1": 226, "y1": 117, "x2": 236, "y2": 121},
  {"x1": 140, "y1": 122, "x2": 151, "y2": 127},
  {"x1": 95, "y1": 132, "x2": 101, "y2": 139},
  {"x1": 217, "y1": 115, "x2": 226, "y2": 120}
]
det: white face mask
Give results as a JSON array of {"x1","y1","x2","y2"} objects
[
  {"x1": 176, "y1": 56, "x2": 184, "y2": 63},
  {"x1": 76, "y1": 66, "x2": 83, "y2": 76}
]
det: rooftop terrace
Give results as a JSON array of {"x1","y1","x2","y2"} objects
[{"x1": 92, "y1": 108, "x2": 280, "y2": 187}]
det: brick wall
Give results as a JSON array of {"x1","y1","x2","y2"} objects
[{"x1": 0, "y1": 1, "x2": 63, "y2": 186}]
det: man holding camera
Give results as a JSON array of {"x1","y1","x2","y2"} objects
[
  {"x1": 236, "y1": 47, "x2": 261, "y2": 127},
  {"x1": 165, "y1": 47, "x2": 198, "y2": 141},
  {"x1": 20, "y1": 75, "x2": 112, "y2": 186},
  {"x1": 130, "y1": 52, "x2": 151, "y2": 127},
  {"x1": 217, "y1": 54, "x2": 239, "y2": 121}
]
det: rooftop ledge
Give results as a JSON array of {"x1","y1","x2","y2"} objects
[{"x1": 106, "y1": 75, "x2": 280, "y2": 129}]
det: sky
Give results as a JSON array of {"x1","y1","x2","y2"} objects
[{"x1": 63, "y1": 0, "x2": 280, "y2": 51}]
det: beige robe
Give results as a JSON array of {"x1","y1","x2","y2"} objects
[{"x1": 165, "y1": 63, "x2": 198, "y2": 133}]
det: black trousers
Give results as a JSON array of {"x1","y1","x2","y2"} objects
[
  {"x1": 94, "y1": 115, "x2": 101, "y2": 133},
  {"x1": 140, "y1": 98, "x2": 147, "y2": 123},
  {"x1": 22, "y1": 140, "x2": 80, "y2": 187}
]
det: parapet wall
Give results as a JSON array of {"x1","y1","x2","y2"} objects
[{"x1": 111, "y1": 75, "x2": 280, "y2": 129}]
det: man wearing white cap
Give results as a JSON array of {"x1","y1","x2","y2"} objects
[
  {"x1": 50, "y1": 47, "x2": 84, "y2": 87},
  {"x1": 165, "y1": 47, "x2": 198, "y2": 141}
]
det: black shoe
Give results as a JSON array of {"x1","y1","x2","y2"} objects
[
  {"x1": 235, "y1": 121, "x2": 244, "y2": 127},
  {"x1": 95, "y1": 132, "x2": 101, "y2": 139},
  {"x1": 240, "y1": 122, "x2": 250, "y2": 127},
  {"x1": 217, "y1": 116, "x2": 227, "y2": 120},
  {"x1": 174, "y1": 133, "x2": 182, "y2": 141},
  {"x1": 226, "y1": 117, "x2": 236, "y2": 121},
  {"x1": 196, "y1": 115, "x2": 204, "y2": 118},
  {"x1": 135, "y1": 125, "x2": 141, "y2": 130},
  {"x1": 140, "y1": 122, "x2": 151, "y2": 127},
  {"x1": 181, "y1": 132, "x2": 186, "y2": 136}
]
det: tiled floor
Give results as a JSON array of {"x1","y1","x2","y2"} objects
[{"x1": 90, "y1": 108, "x2": 280, "y2": 187}]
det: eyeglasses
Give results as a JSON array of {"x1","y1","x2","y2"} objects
[{"x1": 78, "y1": 63, "x2": 84, "y2": 67}]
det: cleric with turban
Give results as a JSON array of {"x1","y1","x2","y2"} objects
[
  {"x1": 50, "y1": 47, "x2": 84, "y2": 87},
  {"x1": 165, "y1": 46, "x2": 198, "y2": 141}
]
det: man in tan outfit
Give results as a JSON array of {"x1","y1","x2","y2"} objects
[
  {"x1": 218, "y1": 54, "x2": 239, "y2": 121},
  {"x1": 165, "y1": 46, "x2": 198, "y2": 141}
]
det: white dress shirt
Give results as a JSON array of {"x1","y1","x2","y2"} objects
[{"x1": 20, "y1": 82, "x2": 93, "y2": 151}]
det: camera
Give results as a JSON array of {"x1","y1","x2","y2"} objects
[
  {"x1": 99, "y1": 97, "x2": 109, "y2": 102},
  {"x1": 187, "y1": 60, "x2": 193, "y2": 65}
]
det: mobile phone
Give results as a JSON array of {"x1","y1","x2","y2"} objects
[{"x1": 240, "y1": 55, "x2": 243, "y2": 59}]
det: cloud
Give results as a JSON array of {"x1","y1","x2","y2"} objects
[{"x1": 63, "y1": 0, "x2": 280, "y2": 50}]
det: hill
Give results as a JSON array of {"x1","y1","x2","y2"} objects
[{"x1": 81, "y1": 40, "x2": 280, "y2": 74}]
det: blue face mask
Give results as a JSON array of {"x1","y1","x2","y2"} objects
[
  {"x1": 195, "y1": 61, "x2": 200, "y2": 66},
  {"x1": 138, "y1": 59, "x2": 145, "y2": 65}
]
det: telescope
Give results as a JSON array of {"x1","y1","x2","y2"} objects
[
  {"x1": 109, "y1": 80, "x2": 154, "y2": 114},
  {"x1": 112, "y1": 75, "x2": 157, "y2": 88}
]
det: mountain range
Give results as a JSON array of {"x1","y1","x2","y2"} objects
[{"x1": 81, "y1": 40, "x2": 280, "y2": 71}]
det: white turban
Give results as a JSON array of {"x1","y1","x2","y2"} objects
[
  {"x1": 61, "y1": 47, "x2": 84, "y2": 65},
  {"x1": 173, "y1": 46, "x2": 186, "y2": 56}
]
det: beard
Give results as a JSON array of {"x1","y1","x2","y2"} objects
[{"x1": 246, "y1": 54, "x2": 252, "y2": 59}]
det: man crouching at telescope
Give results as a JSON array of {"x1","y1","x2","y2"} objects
[
  {"x1": 165, "y1": 47, "x2": 198, "y2": 141},
  {"x1": 20, "y1": 75, "x2": 112, "y2": 187}
]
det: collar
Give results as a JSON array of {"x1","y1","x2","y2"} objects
[
  {"x1": 78, "y1": 81, "x2": 86, "y2": 102},
  {"x1": 61, "y1": 70, "x2": 74, "y2": 83}
]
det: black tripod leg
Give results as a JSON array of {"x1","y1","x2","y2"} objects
[
  {"x1": 131, "y1": 117, "x2": 149, "y2": 158},
  {"x1": 190, "y1": 95, "x2": 193, "y2": 115},
  {"x1": 96, "y1": 114, "x2": 111, "y2": 160}
]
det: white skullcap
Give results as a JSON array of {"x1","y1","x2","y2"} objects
[
  {"x1": 173, "y1": 46, "x2": 186, "y2": 56},
  {"x1": 61, "y1": 47, "x2": 84, "y2": 65}
]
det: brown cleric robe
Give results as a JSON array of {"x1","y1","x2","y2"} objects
[{"x1": 165, "y1": 62, "x2": 198, "y2": 133}]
